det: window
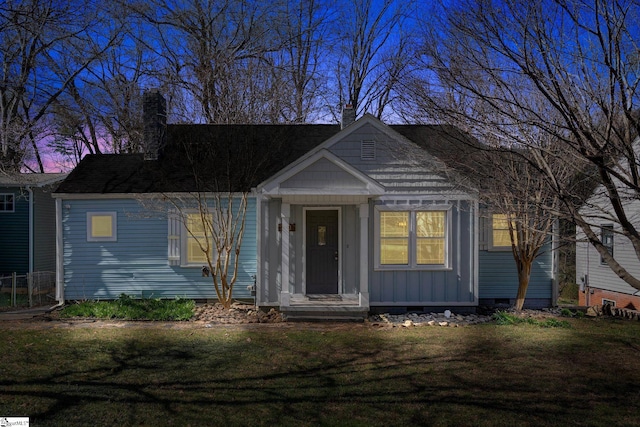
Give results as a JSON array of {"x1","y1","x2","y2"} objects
[
  {"x1": 87, "y1": 212, "x2": 117, "y2": 242},
  {"x1": 601, "y1": 224, "x2": 614, "y2": 264},
  {"x1": 184, "y1": 212, "x2": 213, "y2": 265},
  {"x1": 377, "y1": 208, "x2": 449, "y2": 269},
  {"x1": 0, "y1": 193, "x2": 14, "y2": 212},
  {"x1": 416, "y1": 211, "x2": 446, "y2": 264},
  {"x1": 380, "y1": 211, "x2": 409, "y2": 264},
  {"x1": 490, "y1": 214, "x2": 516, "y2": 250}
]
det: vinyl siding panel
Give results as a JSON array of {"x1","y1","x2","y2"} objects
[
  {"x1": 576, "y1": 222, "x2": 640, "y2": 296},
  {"x1": 576, "y1": 188, "x2": 640, "y2": 296},
  {"x1": 478, "y1": 245, "x2": 553, "y2": 300},
  {"x1": 63, "y1": 197, "x2": 257, "y2": 300},
  {"x1": 0, "y1": 187, "x2": 28, "y2": 275}
]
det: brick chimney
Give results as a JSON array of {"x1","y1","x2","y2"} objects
[
  {"x1": 341, "y1": 104, "x2": 356, "y2": 129},
  {"x1": 143, "y1": 89, "x2": 166, "y2": 161}
]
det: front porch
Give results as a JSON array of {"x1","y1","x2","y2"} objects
[{"x1": 280, "y1": 293, "x2": 369, "y2": 321}]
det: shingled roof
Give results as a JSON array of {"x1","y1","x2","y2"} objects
[
  {"x1": 55, "y1": 120, "x2": 486, "y2": 195},
  {"x1": 55, "y1": 124, "x2": 342, "y2": 194}
]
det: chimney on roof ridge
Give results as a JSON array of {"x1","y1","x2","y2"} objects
[
  {"x1": 341, "y1": 104, "x2": 356, "y2": 129},
  {"x1": 143, "y1": 89, "x2": 167, "y2": 161}
]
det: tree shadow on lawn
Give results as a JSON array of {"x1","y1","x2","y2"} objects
[{"x1": 1, "y1": 325, "x2": 639, "y2": 426}]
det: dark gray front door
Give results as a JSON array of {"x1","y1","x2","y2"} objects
[{"x1": 306, "y1": 209, "x2": 339, "y2": 294}]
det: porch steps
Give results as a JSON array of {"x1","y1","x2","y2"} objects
[
  {"x1": 282, "y1": 308, "x2": 368, "y2": 322},
  {"x1": 282, "y1": 294, "x2": 368, "y2": 321}
]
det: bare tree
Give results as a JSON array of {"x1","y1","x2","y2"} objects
[
  {"x1": 332, "y1": 0, "x2": 416, "y2": 120},
  {"x1": 0, "y1": 0, "x2": 122, "y2": 172},
  {"x1": 272, "y1": 0, "x2": 332, "y2": 123},
  {"x1": 129, "y1": 0, "x2": 287, "y2": 124},
  {"x1": 406, "y1": 0, "x2": 640, "y2": 292}
]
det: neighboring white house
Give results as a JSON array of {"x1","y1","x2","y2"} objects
[{"x1": 576, "y1": 171, "x2": 640, "y2": 310}]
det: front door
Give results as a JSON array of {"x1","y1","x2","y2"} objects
[{"x1": 306, "y1": 209, "x2": 339, "y2": 294}]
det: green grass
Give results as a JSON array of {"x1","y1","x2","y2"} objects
[
  {"x1": 0, "y1": 291, "x2": 29, "y2": 308},
  {"x1": 1, "y1": 317, "x2": 640, "y2": 426},
  {"x1": 59, "y1": 294, "x2": 195, "y2": 321},
  {"x1": 492, "y1": 311, "x2": 572, "y2": 328}
]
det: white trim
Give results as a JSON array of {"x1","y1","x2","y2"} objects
[
  {"x1": 369, "y1": 301, "x2": 479, "y2": 307},
  {"x1": 86, "y1": 212, "x2": 117, "y2": 242},
  {"x1": 260, "y1": 149, "x2": 384, "y2": 196},
  {"x1": 373, "y1": 204, "x2": 453, "y2": 271},
  {"x1": 280, "y1": 195, "x2": 370, "y2": 205},
  {"x1": 256, "y1": 195, "x2": 264, "y2": 304},
  {"x1": 359, "y1": 203, "x2": 369, "y2": 298},
  {"x1": 473, "y1": 200, "x2": 479, "y2": 305},
  {"x1": 53, "y1": 190, "x2": 258, "y2": 200},
  {"x1": 302, "y1": 207, "x2": 342, "y2": 295},
  {"x1": 55, "y1": 198, "x2": 64, "y2": 303},
  {"x1": 280, "y1": 203, "x2": 291, "y2": 304},
  {"x1": 378, "y1": 194, "x2": 478, "y2": 203}
]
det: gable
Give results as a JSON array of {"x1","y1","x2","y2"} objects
[
  {"x1": 280, "y1": 157, "x2": 368, "y2": 191},
  {"x1": 325, "y1": 119, "x2": 478, "y2": 196},
  {"x1": 260, "y1": 150, "x2": 384, "y2": 195}
]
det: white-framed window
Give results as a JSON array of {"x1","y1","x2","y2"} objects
[
  {"x1": 182, "y1": 212, "x2": 213, "y2": 266},
  {"x1": 602, "y1": 298, "x2": 616, "y2": 307},
  {"x1": 375, "y1": 207, "x2": 451, "y2": 270},
  {"x1": 0, "y1": 193, "x2": 14, "y2": 212},
  {"x1": 600, "y1": 224, "x2": 614, "y2": 264},
  {"x1": 490, "y1": 213, "x2": 516, "y2": 250},
  {"x1": 86, "y1": 212, "x2": 117, "y2": 242}
]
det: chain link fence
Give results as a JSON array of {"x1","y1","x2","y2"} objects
[{"x1": 0, "y1": 271, "x2": 56, "y2": 308}]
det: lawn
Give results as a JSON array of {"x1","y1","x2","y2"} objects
[{"x1": 1, "y1": 318, "x2": 639, "y2": 426}]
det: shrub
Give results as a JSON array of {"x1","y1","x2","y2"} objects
[{"x1": 560, "y1": 308, "x2": 573, "y2": 317}]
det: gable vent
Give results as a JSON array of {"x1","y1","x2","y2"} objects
[{"x1": 361, "y1": 140, "x2": 376, "y2": 160}]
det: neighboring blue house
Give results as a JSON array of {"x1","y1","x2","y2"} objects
[
  {"x1": 52, "y1": 90, "x2": 556, "y2": 315},
  {"x1": 0, "y1": 173, "x2": 67, "y2": 277}
]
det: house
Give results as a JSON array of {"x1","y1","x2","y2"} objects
[
  {"x1": 576, "y1": 184, "x2": 640, "y2": 310},
  {"x1": 0, "y1": 173, "x2": 67, "y2": 277},
  {"x1": 52, "y1": 90, "x2": 556, "y2": 315}
]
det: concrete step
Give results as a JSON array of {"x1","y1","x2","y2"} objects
[{"x1": 281, "y1": 307, "x2": 368, "y2": 322}]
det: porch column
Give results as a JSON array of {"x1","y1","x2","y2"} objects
[
  {"x1": 359, "y1": 203, "x2": 370, "y2": 307},
  {"x1": 280, "y1": 203, "x2": 291, "y2": 307}
]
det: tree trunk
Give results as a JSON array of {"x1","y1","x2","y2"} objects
[{"x1": 514, "y1": 258, "x2": 533, "y2": 311}]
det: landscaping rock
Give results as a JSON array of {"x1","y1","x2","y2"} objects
[{"x1": 367, "y1": 311, "x2": 492, "y2": 327}]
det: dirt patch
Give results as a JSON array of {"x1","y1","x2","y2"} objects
[{"x1": 193, "y1": 302, "x2": 284, "y2": 324}]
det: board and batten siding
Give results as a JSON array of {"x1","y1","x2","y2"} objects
[
  {"x1": 0, "y1": 186, "x2": 29, "y2": 275},
  {"x1": 62, "y1": 198, "x2": 257, "y2": 300},
  {"x1": 369, "y1": 199, "x2": 477, "y2": 306}
]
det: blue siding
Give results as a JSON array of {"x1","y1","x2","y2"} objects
[
  {"x1": 0, "y1": 187, "x2": 29, "y2": 275},
  {"x1": 63, "y1": 198, "x2": 257, "y2": 300},
  {"x1": 478, "y1": 245, "x2": 553, "y2": 300}
]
